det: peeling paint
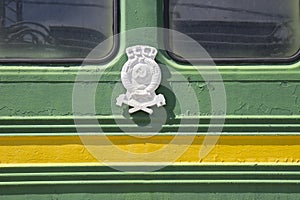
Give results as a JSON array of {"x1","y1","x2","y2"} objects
[
  {"x1": 234, "y1": 103, "x2": 249, "y2": 115},
  {"x1": 270, "y1": 108, "x2": 293, "y2": 115}
]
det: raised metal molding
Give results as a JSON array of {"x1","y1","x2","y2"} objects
[
  {"x1": 0, "y1": 165, "x2": 300, "y2": 196},
  {"x1": 0, "y1": 116, "x2": 299, "y2": 136}
]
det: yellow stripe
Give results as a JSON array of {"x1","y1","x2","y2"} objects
[{"x1": 0, "y1": 136, "x2": 300, "y2": 164}]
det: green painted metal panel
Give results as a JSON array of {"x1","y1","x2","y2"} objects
[
  {"x1": 0, "y1": 166, "x2": 300, "y2": 199},
  {"x1": 0, "y1": 0, "x2": 299, "y2": 198},
  {"x1": 0, "y1": 82, "x2": 298, "y2": 117},
  {"x1": 0, "y1": 116, "x2": 299, "y2": 136},
  {"x1": 0, "y1": 0, "x2": 298, "y2": 122}
]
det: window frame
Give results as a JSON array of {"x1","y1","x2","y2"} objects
[
  {"x1": 0, "y1": 0, "x2": 119, "y2": 64},
  {"x1": 164, "y1": 0, "x2": 300, "y2": 64}
]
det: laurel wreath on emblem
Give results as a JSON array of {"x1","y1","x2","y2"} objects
[{"x1": 116, "y1": 45, "x2": 166, "y2": 114}]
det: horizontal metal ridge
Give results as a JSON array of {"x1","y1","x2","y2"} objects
[
  {"x1": 0, "y1": 116, "x2": 299, "y2": 135},
  {"x1": 1, "y1": 171, "x2": 300, "y2": 182},
  {"x1": 0, "y1": 180, "x2": 300, "y2": 186},
  {"x1": 1, "y1": 165, "x2": 300, "y2": 182},
  {"x1": 0, "y1": 165, "x2": 299, "y2": 195}
]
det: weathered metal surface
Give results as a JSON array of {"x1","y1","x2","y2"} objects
[
  {"x1": 0, "y1": 135, "x2": 300, "y2": 163},
  {"x1": 0, "y1": 165, "x2": 300, "y2": 199},
  {"x1": 0, "y1": 82, "x2": 298, "y2": 116},
  {"x1": 0, "y1": 0, "x2": 299, "y2": 198},
  {"x1": 0, "y1": 0, "x2": 299, "y2": 117},
  {"x1": 0, "y1": 0, "x2": 298, "y2": 164}
]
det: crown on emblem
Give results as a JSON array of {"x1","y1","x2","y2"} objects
[
  {"x1": 117, "y1": 45, "x2": 166, "y2": 114},
  {"x1": 126, "y1": 45, "x2": 158, "y2": 60}
]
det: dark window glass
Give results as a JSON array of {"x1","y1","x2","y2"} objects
[
  {"x1": 168, "y1": 0, "x2": 300, "y2": 61},
  {"x1": 0, "y1": 0, "x2": 115, "y2": 61}
]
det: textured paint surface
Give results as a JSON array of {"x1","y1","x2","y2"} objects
[
  {"x1": 0, "y1": 0, "x2": 299, "y2": 198},
  {"x1": 0, "y1": 82, "x2": 299, "y2": 116},
  {"x1": 0, "y1": 136, "x2": 300, "y2": 164},
  {"x1": 0, "y1": 0, "x2": 298, "y2": 166}
]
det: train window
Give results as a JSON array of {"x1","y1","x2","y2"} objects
[
  {"x1": 0, "y1": 0, "x2": 116, "y2": 62},
  {"x1": 166, "y1": 0, "x2": 300, "y2": 62}
]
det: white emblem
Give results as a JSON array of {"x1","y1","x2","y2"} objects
[{"x1": 116, "y1": 45, "x2": 166, "y2": 114}]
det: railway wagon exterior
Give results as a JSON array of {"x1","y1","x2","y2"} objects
[{"x1": 0, "y1": 0, "x2": 300, "y2": 199}]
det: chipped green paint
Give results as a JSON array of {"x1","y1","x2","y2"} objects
[
  {"x1": 0, "y1": 0, "x2": 298, "y2": 120},
  {"x1": 0, "y1": 82, "x2": 298, "y2": 117},
  {"x1": 0, "y1": 0, "x2": 299, "y2": 198}
]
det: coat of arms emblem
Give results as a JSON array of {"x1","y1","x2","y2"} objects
[{"x1": 116, "y1": 45, "x2": 166, "y2": 114}]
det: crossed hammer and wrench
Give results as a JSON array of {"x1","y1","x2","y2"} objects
[{"x1": 116, "y1": 94, "x2": 166, "y2": 115}]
